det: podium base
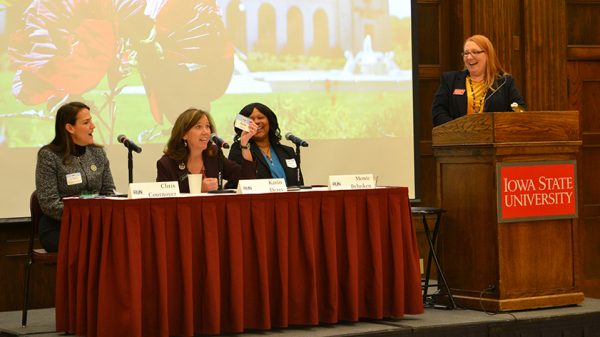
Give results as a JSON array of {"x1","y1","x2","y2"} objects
[{"x1": 451, "y1": 291, "x2": 584, "y2": 312}]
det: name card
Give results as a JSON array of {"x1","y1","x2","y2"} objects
[
  {"x1": 237, "y1": 178, "x2": 287, "y2": 194},
  {"x1": 328, "y1": 174, "x2": 376, "y2": 190},
  {"x1": 128, "y1": 181, "x2": 180, "y2": 199}
]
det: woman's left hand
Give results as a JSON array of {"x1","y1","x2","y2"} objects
[{"x1": 202, "y1": 178, "x2": 218, "y2": 192}]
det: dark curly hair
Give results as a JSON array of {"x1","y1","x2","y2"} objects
[{"x1": 233, "y1": 102, "x2": 281, "y2": 144}]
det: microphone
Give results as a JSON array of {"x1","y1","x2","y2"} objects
[
  {"x1": 285, "y1": 132, "x2": 309, "y2": 147},
  {"x1": 511, "y1": 102, "x2": 526, "y2": 112},
  {"x1": 210, "y1": 133, "x2": 230, "y2": 149},
  {"x1": 117, "y1": 134, "x2": 142, "y2": 153}
]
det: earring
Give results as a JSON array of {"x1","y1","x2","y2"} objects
[{"x1": 183, "y1": 139, "x2": 188, "y2": 147}]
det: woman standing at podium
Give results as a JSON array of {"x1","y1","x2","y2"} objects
[
  {"x1": 432, "y1": 34, "x2": 527, "y2": 126},
  {"x1": 157, "y1": 108, "x2": 257, "y2": 192},
  {"x1": 35, "y1": 101, "x2": 116, "y2": 252}
]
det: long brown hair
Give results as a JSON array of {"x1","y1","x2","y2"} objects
[
  {"x1": 464, "y1": 35, "x2": 509, "y2": 91},
  {"x1": 42, "y1": 101, "x2": 98, "y2": 164},
  {"x1": 164, "y1": 108, "x2": 217, "y2": 162}
]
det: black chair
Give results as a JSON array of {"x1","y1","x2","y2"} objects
[
  {"x1": 22, "y1": 191, "x2": 58, "y2": 327},
  {"x1": 411, "y1": 206, "x2": 456, "y2": 309}
]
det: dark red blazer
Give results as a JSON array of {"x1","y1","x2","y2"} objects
[{"x1": 156, "y1": 145, "x2": 256, "y2": 192}]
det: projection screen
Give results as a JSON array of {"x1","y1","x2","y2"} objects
[{"x1": 0, "y1": 0, "x2": 415, "y2": 218}]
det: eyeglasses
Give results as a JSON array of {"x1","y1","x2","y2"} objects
[{"x1": 461, "y1": 50, "x2": 485, "y2": 57}]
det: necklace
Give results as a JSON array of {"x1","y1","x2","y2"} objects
[
  {"x1": 259, "y1": 146, "x2": 275, "y2": 166},
  {"x1": 260, "y1": 146, "x2": 271, "y2": 159},
  {"x1": 468, "y1": 76, "x2": 485, "y2": 114}
]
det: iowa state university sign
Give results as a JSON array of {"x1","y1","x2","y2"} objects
[{"x1": 496, "y1": 161, "x2": 578, "y2": 223}]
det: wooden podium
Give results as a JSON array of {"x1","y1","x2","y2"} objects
[{"x1": 432, "y1": 111, "x2": 584, "y2": 311}]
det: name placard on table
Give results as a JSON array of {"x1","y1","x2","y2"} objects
[
  {"x1": 237, "y1": 178, "x2": 287, "y2": 194},
  {"x1": 328, "y1": 174, "x2": 376, "y2": 190},
  {"x1": 128, "y1": 181, "x2": 180, "y2": 199}
]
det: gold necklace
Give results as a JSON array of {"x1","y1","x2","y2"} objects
[
  {"x1": 259, "y1": 146, "x2": 271, "y2": 159},
  {"x1": 468, "y1": 76, "x2": 485, "y2": 114}
]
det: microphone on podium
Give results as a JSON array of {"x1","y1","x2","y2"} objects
[
  {"x1": 511, "y1": 102, "x2": 526, "y2": 112},
  {"x1": 117, "y1": 134, "x2": 142, "y2": 153},
  {"x1": 210, "y1": 133, "x2": 230, "y2": 149},
  {"x1": 285, "y1": 132, "x2": 309, "y2": 147}
]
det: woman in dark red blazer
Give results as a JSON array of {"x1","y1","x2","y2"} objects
[{"x1": 157, "y1": 108, "x2": 257, "y2": 192}]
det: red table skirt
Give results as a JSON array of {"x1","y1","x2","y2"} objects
[{"x1": 56, "y1": 187, "x2": 423, "y2": 337}]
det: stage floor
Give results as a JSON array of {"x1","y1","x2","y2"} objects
[{"x1": 2, "y1": 298, "x2": 600, "y2": 337}]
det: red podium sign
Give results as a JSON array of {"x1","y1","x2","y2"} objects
[{"x1": 496, "y1": 161, "x2": 578, "y2": 223}]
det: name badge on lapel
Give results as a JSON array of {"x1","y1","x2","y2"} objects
[
  {"x1": 66, "y1": 172, "x2": 83, "y2": 186},
  {"x1": 285, "y1": 158, "x2": 297, "y2": 168}
]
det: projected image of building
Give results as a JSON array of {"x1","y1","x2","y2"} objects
[{"x1": 218, "y1": 0, "x2": 392, "y2": 56}]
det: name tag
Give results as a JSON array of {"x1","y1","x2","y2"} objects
[
  {"x1": 453, "y1": 89, "x2": 465, "y2": 95},
  {"x1": 128, "y1": 181, "x2": 180, "y2": 199},
  {"x1": 66, "y1": 173, "x2": 83, "y2": 186},
  {"x1": 328, "y1": 174, "x2": 376, "y2": 190},
  {"x1": 234, "y1": 114, "x2": 251, "y2": 132},
  {"x1": 237, "y1": 178, "x2": 287, "y2": 194},
  {"x1": 285, "y1": 158, "x2": 297, "y2": 168}
]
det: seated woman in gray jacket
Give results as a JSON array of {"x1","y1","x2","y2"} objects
[{"x1": 35, "y1": 101, "x2": 115, "y2": 252}]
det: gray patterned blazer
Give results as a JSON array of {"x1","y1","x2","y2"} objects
[{"x1": 35, "y1": 146, "x2": 116, "y2": 220}]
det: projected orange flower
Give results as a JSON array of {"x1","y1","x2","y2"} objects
[
  {"x1": 8, "y1": 0, "x2": 148, "y2": 106},
  {"x1": 9, "y1": 0, "x2": 233, "y2": 128}
]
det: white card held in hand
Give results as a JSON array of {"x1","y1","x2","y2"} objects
[{"x1": 234, "y1": 114, "x2": 251, "y2": 132}]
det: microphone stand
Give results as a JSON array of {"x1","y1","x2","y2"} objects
[
  {"x1": 127, "y1": 148, "x2": 133, "y2": 184},
  {"x1": 294, "y1": 144, "x2": 311, "y2": 189},
  {"x1": 208, "y1": 146, "x2": 236, "y2": 194}
]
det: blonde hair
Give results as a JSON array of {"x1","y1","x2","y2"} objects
[{"x1": 464, "y1": 35, "x2": 509, "y2": 91}]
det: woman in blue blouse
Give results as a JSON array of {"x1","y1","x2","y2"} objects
[{"x1": 228, "y1": 102, "x2": 304, "y2": 186}]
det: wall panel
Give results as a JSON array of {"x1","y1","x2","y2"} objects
[
  {"x1": 567, "y1": 3, "x2": 600, "y2": 45},
  {"x1": 566, "y1": 0, "x2": 600, "y2": 296}
]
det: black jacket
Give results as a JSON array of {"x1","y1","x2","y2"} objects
[
  {"x1": 228, "y1": 141, "x2": 304, "y2": 187},
  {"x1": 432, "y1": 70, "x2": 527, "y2": 126}
]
